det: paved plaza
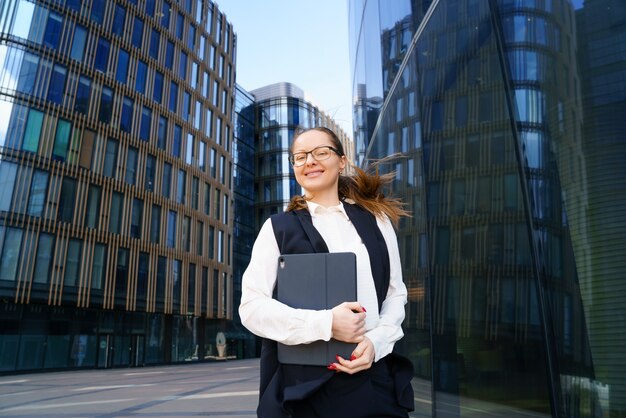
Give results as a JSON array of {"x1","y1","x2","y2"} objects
[{"x1": 0, "y1": 359, "x2": 260, "y2": 418}]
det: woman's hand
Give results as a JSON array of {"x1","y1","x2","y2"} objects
[
  {"x1": 331, "y1": 302, "x2": 366, "y2": 343},
  {"x1": 329, "y1": 337, "x2": 375, "y2": 374}
]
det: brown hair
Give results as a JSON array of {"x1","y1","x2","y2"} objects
[{"x1": 286, "y1": 127, "x2": 408, "y2": 225}]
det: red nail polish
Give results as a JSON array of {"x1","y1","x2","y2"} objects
[
  {"x1": 327, "y1": 364, "x2": 336, "y2": 370},
  {"x1": 362, "y1": 307, "x2": 367, "y2": 312},
  {"x1": 350, "y1": 354, "x2": 357, "y2": 361},
  {"x1": 336, "y1": 354, "x2": 341, "y2": 362}
]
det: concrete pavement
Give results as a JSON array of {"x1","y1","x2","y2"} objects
[{"x1": 0, "y1": 359, "x2": 260, "y2": 417}]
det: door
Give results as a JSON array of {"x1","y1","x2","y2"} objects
[
  {"x1": 130, "y1": 335, "x2": 145, "y2": 367},
  {"x1": 97, "y1": 334, "x2": 114, "y2": 368}
]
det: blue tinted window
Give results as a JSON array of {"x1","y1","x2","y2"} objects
[
  {"x1": 182, "y1": 92, "x2": 190, "y2": 121},
  {"x1": 158, "y1": 116, "x2": 167, "y2": 150},
  {"x1": 188, "y1": 24, "x2": 196, "y2": 50},
  {"x1": 94, "y1": 38, "x2": 110, "y2": 72},
  {"x1": 103, "y1": 138, "x2": 118, "y2": 178},
  {"x1": 153, "y1": 71, "x2": 163, "y2": 103},
  {"x1": 173, "y1": 124, "x2": 182, "y2": 157},
  {"x1": 66, "y1": 0, "x2": 82, "y2": 12},
  {"x1": 47, "y1": 64, "x2": 67, "y2": 104},
  {"x1": 179, "y1": 51, "x2": 187, "y2": 78},
  {"x1": 136, "y1": 60, "x2": 147, "y2": 94},
  {"x1": 53, "y1": 119, "x2": 71, "y2": 160},
  {"x1": 176, "y1": 13, "x2": 184, "y2": 40},
  {"x1": 162, "y1": 163, "x2": 172, "y2": 198},
  {"x1": 145, "y1": 0, "x2": 155, "y2": 17},
  {"x1": 167, "y1": 210, "x2": 176, "y2": 248},
  {"x1": 58, "y1": 177, "x2": 76, "y2": 222},
  {"x1": 165, "y1": 41, "x2": 174, "y2": 69},
  {"x1": 99, "y1": 86, "x2": 113, "y2": 123},
  {"x1": 120, "y1": 97, "x2": 133, "y2": 133},
  {"x1": 70, "y1": 25, "x2": 87, "y2": 61},
  {"x1": 43, "y1": 13, "x2": 63, "y2": 50},
  {"x1": 145, "y1": 155, "x2": 156, "y2": 191},
  {"x1": 116, "y1": 48, "x2": 129, "y2": 83},
  {"x1": 126, "y1": 147, "x2": 138, "y2": 185},
  {"x1": 150, "y1": 29, "x2": 160, "y2": 60},
  {"x1": 161, "y1": 1, "x2": 171, "y2": 28},
  {"x1": 112, "y1": 5, "x2": 126, "y2": 37},
  {"x1": 169, "y1": 81, "x2": 178, "y2": 112},
  {"x1": 140, "y1": 106, "x2": 151, "y2": 141},
  {"x1": 74, "y1": 76, "x2": 91, "y2": 114},
  {"x1": 90, "y1": 0, "x2": 105, "y2": 25},
  {"x1": 132, "y1": 17, "x2": 144, "y2": 48},
  {"x1": 17, "y1": 53, "x2": 39, "y2": 95}
]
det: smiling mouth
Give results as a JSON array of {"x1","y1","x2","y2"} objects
[{"x1": 305, "y1": 170, "x2": 324, "y2": 177}]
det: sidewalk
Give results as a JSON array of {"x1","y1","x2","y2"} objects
[{"x1": 0, "y1": 358, "x2": 260, "y2": 418}]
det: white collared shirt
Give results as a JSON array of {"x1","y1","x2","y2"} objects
[{"x1": 239, "y1": 201, "x2": 407, "y2": 361}]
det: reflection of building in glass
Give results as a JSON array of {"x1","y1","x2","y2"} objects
[
  {"x1": 250, "y1": 82, "x2": 352, "y2": 228},
  {"x1": 0, "y1": 0, "x2": 240, "y2": 370},
  {"x1": 577, "y1": 0, "x2": 626, "y2": 412},
  {"x1": 350, "y1": 0, "x2": 624, "y2": 416}
]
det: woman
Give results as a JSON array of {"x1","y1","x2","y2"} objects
[{"x1": 239, "y1": 127, "x2": 414, "y2": 417}]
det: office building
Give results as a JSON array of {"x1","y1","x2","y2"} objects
[
  {"x1": 350, "y1": 0, "x2": 624, "y2": 416},
  {"x1": 0, "y1": 0, "x2": 239, "y2": 370}
]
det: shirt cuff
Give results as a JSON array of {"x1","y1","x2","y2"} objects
[
  {"x1": 365, "y1": 327, "x2": 394, "y2": 362},
  {"x1": 309, "y1": 309, "x2": 333, "y2": 342}
]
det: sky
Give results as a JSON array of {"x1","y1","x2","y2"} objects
[{"x1": 214, "y1": 0, "x2": 354, "y2": 135}]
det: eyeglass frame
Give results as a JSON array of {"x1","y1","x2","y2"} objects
[{"x1": 289, "y1": 145, "x2": 342, "y2": 167}]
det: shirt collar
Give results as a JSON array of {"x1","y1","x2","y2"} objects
[{"x1": 306, "y1": 201, "x2": 350, "y2": 221}]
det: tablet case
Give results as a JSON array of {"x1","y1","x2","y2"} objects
[{"x1": 276, "y1": 252, "x2": 358, "y2": 366}]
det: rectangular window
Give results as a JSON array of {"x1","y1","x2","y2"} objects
[
  {"x1": 18, "y1": 53, "x2": 39, "y2": 96},
  {"x1": 85, "y1": 185, "x2": 101, "y2": 228},
  {"x1": 167, "y1": 210, "x2": 177, "y2": 248},
  {"x1": 196, "y1": 220, "x2": 203, "y2": 256},
  {"x1": 153, "y1": 71, "x2": 164, "y2": 103},
  {"x1": 185, "y1": 133, "x2": 194, "y2": 165},
  {"x1": 136, "y1": 60, "x2": 147, "y2": 94},
  {"x1": 33, "y1": 233, "x2": 54, "y2": 284},
  {"x1": 149, "y1": 28, "x2": 160, "y2": 60},
  {"x1": 70, "y1": 25, "x2": 88, "y2": 61},
  {"x1": 94, "y1": 38, "x2": 110, "y2": 72},
  {"x1": 188, "y1": 24, "x2": 196, "y2": 50},
  {"x1": 58, "y1": 177, "x2": 76, "y2": 223},
  {"x1": 64, "y1": 239, "x2": 82, "y2": 287},
  {"x1": 112, "y1": 5, "x2": 126, "y2": 37},
  {"x1": 194, "y1": 100, "x2": 201, "y2": 129},
  {"x1": 208, "y1": 226, "x2": 215, "y2": 260},
  {"x1": 161, "y1": 1, "x2": 171, "y2": 28},
  {"x1": 23, "y1": 109, "x2": 43, "y2": 152},
  {"x1": 150, "y1": 204, "x2": 161, "y2": 244},
  {"x1": 91, "y1": 0, "x2": 105, "y2": 24},
  {"x1": 145, "y1": 154, "x2": 156, "y2": 191},
  {"x1": 169, "y1": 81, "x2": 178, "y2": 112},
  {"x1": 43, "y1": 13, "x2": 63, "y2": 50},
  {"x1": 48, "y1": 64, "x2": 67, "y2": 105},
  {"x1": 217, "y1": 230, "x2": 224, "y2": 263},
  {"x1": 79, "y1": 129, "x2": 95, "y2": 169},
  {"x1": 172, "y1": 259, "x2": 181, "y2": 309},
  {"x1": 140, "y1": 106, "x2": 151, "y2": 141},
  {"x1": 204, "y1": 183, "x2": 210, "y2": 215},
  {"x1": 27, "y1": 170, "x2": 48, "y2": 217},
  {"x1": 125, "y1": 146, "x2": 138, "y2": 185},
  {"x1": 109, "y1": 192, "x2": 123, "y2": 234},
  {"x1": 162, "y1": 162, "x2": 172, "y2": 198},
  {"x1": 220, "y1": 155, "x2": 226, "y2": 184},
  {"x1": 205, "y1": 108, "x2": 212, "y2": 137},
  {"x1": 157, "y1": 116, "x2": 167, "y2": 150},
  {"x1": 92, "y1": 243, "x2": 106, "y2": 290},
  {"x1": 176, "y1": 169, "x2": 186, "y2": 204},
  {"x1": 99, "y1": 86, "x2": 113, "y2": 123},
  {"x1": 156, "y1": 256, "x2": 166, "y2": 310},
  {"x1": 192, "y1": 176, "x2": 199, "y2": 210},
  {"x1": 116, "y1": 48, "x2": 129, "y2": 84},
  {"x1": 52, "y1": 119, "x2": 71, "y2": 160},
  {"x1": 199, "y1": 141, "x2": 206, "y2": 171},
  {"x1": 0, "y1": 162, "x2": 18, "y2": 211},
  {"x1": 210, "y1": 148, "x2": 216, "y2": 177},
  {"x1": 214, "y1": 189, "x2": 220, "y2": 220},
  {"x1": 179, "y1": 51, "x2": 188, "y2": 78},
  {"x1": 132, "y1": 17, "x2": 144, "y2": 48},
  {"x1": 75, "y1": 76, "x2": 91, "y2": 115},
  {"x1": 176, "y1": 12, "x2": 184, "y2": 39},
  {"x1": 137, "y1": 252, "x2": 149, "y2": 309},
  {"x1": 165, "y1": 40, "x2": 174, "y2": 69},
  {"x1": 182, "y1": 92, "x2": 190, "y2": 121},
  {"x1": 173, "y1": 124, "x2": 182, "y2": 157},
  {"x1": 103, "y1": 137, "x2": 118, "y2": 178},
  {"x1": 182, "y1": 216, "x2": 190, "y2": 252},
  {"x1": 0, "y1": 227, "x2": 23, "y2": 281},
  {"x1": 115, "y1": 247, "x2": 129, "y2": 308},
  {"x1": 188, "y1": 263, "x2": 196, "y2": 313},
  {"x1": 131, "y1": 198, "x2": 143, "y2": 238}
]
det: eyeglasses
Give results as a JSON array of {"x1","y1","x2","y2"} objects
[{"x1": 289, "y1": 146, "x2": 341, "y2": 167}]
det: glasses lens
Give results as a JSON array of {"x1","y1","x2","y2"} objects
[
  {"x1": 312, "y1": 147, "x2": 331, "y2": 160},
  {"x1": 291, "y1": 153, "x2": 306, "y2": 166}
]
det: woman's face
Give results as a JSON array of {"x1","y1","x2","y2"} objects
[{"x1": 291, "y1": 130, "x2": 346, "y2": 197}]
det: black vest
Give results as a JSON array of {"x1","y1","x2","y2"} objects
[{"x1": 257, "y1": 203, "x2": 413, "y2": 417}]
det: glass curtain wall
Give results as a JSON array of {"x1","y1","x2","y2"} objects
[{"x1": 352, "y1": 0, "x2": 626, "y2": 416}]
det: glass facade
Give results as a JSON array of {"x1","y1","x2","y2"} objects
[
  {"x1": 250, "y1": 82, "x2": 353, "y2": 228},
  {"x1": 0, "y1": 0, "x2": 242, "y2": 371},
  {"x1": 350, "y1": 0, "x2": 625, "y2": 416}
]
